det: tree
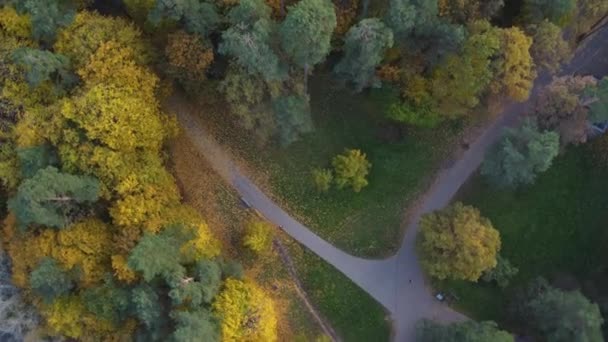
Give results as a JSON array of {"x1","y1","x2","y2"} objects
[
  {"x1": 171, "y1": 309, "x2": 220, "y2": 342},
  {"x1": 331, "y1": 149, "x2": 371, "y2": 192},
  {"x1": 481, "y1": 255, "x2": 518, "y2": 288},
  {"x1": 213, "y1": 278, "x2": 277, "y2": 342},
  {"x1": 311, "y1": 168, "x2": 333, "y2": 192},
  {"x1": 219, "y1": 65, "x2": 276, "y2": 144},
  {"x1": 128, "y1": 226, "x2": 188, "y2": 282},
  {"x1": 417, "y1": 202, "x2": 500, "y2": 281},
  {"x1": 534, "y1": 76, "x2": 597, "y2": 145},
  {"x1": 54, "y1": 11, "x2": 148, "y2": 68},
  {"x1": 481, "y1": 118, "x2": 560, "y2": 187},
  {"x1": 11, "y1": 48, "x2": 76, "y2": 90},
  {"x1": 416, "y1": 319, "x2": 514, "y2": 342},
  {"x1": 438, "y1": 0, "x2": 504, "y2": 23},
  {"x1": 384, "y1": 0, "x2": 416, "y2": 40},
  {"x1": 165, "y1": 30, "x2": 214, "y2": 86},
  {"x1": 16, "y1": 145, "x2": 57, "y2": 179},
  {"x1": 219, "y1": 16, "x2": 284, "y2": 82},
  {"x1": 585, "y1": 77, "x2": 608, "y2": 123},
  {"x1": 29, "y1": 257, "x2": 74, "y2": 302},
  {"x1": 528, "y1": 20, "x2": 571, "y2": 73},
  {"x1": 16, "y1": 0, "x2": 75, "y2": 44},
  {"x1": 243, "y1": 219, "x2": 274, "y2": 254},
  {"x1": 522, "y1": 0, "x2": 575, "y2": 26},
  {"x1": 428, "y1": 20, "x2": 500, "y2": 117},
  {"x1": 8, "y1": 167, "x2": 100, "y2": 229},
  {"x1": 148, "y1": 0, "x2": 220, "y2": 36},
  {"x1": 575, "y1": 0, "x2": 608, "y2": 36},
  {"x1": 334, "y1": 18, "x2": 394, "y2": 92},
  {"x1": 131, "y1": 284, "x2": 162, "y2": 328},
  {"x1": 490, "y1": 27, "x2": 535, "y2": 102},
  {"x1": 280, "y1": 0, "x2": 337, "y2": 71},
  {"x1": 82, "y1": 279, "x2": 130, "y2": 325},
  {"x1": 273, "y1": 94, "x2": 313, "y2": 146},
  {"x1": 529, "y1": 288, "x2": 603, "y2": 342}
]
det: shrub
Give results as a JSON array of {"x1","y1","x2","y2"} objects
[
  {"x1": 311, "y1": 168, "x2": 333, "y2": 193},
  {"x1": 243, "y1": 219, "x2": 274, "y2": 254}
]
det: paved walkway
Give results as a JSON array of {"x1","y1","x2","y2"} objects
[{"x1": 171, "y1": 24, "x2": 608, "y2": 342}]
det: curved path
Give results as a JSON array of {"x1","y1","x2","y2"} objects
[{"x1": 171, "y1": 24, "x2": 608, "y2": 342}]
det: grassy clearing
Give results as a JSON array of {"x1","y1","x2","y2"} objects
[
  {"x1": 196, "y1": 72, "x2": 462, "y2": 257},
  {"x1": 438, "y1": 144, "x2": 608, "y2": 324},
  {"x1": 169, "y1": 131, "x2": 391, "y2": 341},
  {"x1": 284, "y1": 236, "x2": 392, "y2": 342}
]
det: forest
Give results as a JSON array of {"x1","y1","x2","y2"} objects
[{"x1": 0, "y1": 0, "x2": 607, "y2": 341}]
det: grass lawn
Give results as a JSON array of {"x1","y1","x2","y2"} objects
[
  {"x1": 285, "y1": 236, "x2": 392, "y2": 342},
  {"x1": 438, "y1": 144, "x2": 608, "y2": 325},
  {"x1": 203, "y1": 72, "x2": 462, "y2": 257}
]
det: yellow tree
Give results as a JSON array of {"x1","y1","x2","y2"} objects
[
  {"x1": 213, "y1": 278, "x2": 278, "y2": 342},
  {"x1": 54, "y1": 11, "x2": 149, "y2": 68},
  {"x1": 164, "y1": 30, "x2": 214, "y2": 85},
  {"x1": 417, "y1": 202, "x2": 501, "y2": 281},
  {"x1": 490, "y1": 27, "x2": 536, "y2": 102}
]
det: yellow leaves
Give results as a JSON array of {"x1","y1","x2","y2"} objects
[
  {"x1": 79, "y1": 40, "x2": 159, "y2": 102},
  {"x1": 0, "y1": 6, "x2": 31, "y2": 39},
  {"x1": 491, "y1": 27, "x2": 536, "y2": 102},
  {"x1": 111, "y1": 255, "x2": 138, "y2": 284},
  {"x1": 213, "y1": 278, "x2": 278, "y2": 342},
  {"x1": 54, "y1": 11, "x2": 149, "y2": 68},
  {"x1": 2, "y1": 218, "x2": 113, "y2": 289},
  {"x1": 44, "y1": 296, "x2": 87, "y2": 339},
  {"x1": 180, "y1": 221, "x2": 221, "y2": 262},
  {"x1": 61, "y1": 83, "x2": 166, "y2": 151},
  {"x1": 243, "y1": 220, "x2": 274, "y2": 254}
]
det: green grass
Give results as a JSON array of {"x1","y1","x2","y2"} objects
[
  {"x1": 439, "y1": 145, "x2": 608, "y2": 323},
  {"x1": 286, "y1": 237, "x2": 392, "y2": 342},
  {"x1": 221, "y1": 73, "x2": 461, "y2": 257}
]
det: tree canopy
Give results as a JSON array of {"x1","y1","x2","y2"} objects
[
  {"x1": 481, "y1": 118, "x2": 559, "y2": 187},
  {"x1": 417, "y1": 202, "x2": 501, "y2": 281}
]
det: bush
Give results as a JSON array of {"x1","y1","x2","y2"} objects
[
  {"x1": 243, "y1": 219, "x2": 274, "y2": 254},
  {"x1": 311, "y1": 168, "x2": 333, "y2": 193},
  {"x1": 482, "y1": 255, "x2": 519, "y2": 288},
  {"x1": 332, "y1": 149, "x2": 371, "y2": 193}
]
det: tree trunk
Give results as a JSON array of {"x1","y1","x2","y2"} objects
[{"x1": 304, "y1": 63, "x2": 309, "y2": 93}]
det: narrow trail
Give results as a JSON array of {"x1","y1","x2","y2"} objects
[{"x1": 170, "y1": 25, "x2": 608, "y2": 342}]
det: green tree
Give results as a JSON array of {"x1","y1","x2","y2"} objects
[
  {"x1": 219, "y1": 65, "x2": 276, "y2": 144},
  {"x1": 481, "y1": 118, "x2": 559, "y2": 187},
  {"x1": 11, "y1": 48, "x2": 76, "y2": 90},
  {"x1": 334, "y1": 18, "x2": 394, "y2": 92},
  {"x1": 131, "y1": 284, "x2": 163, "y2": 328},
  {"x1": 417, "y1": 202, "x2": 501, "y2": 281},
  {"x1": 528, "y1": 20, "x2": 571, "y2": 73},
  {"x1": 16, "y1": 145, "x2": 57, "y2": 179},
  {"x1": 584, "y1": 77, "x2": 608, "y2": 123},
  {"x1": 127, "y1": 226, "x2": 188, "y2": 282},
  {"x1": 219, "y1": 15, "x2": 284, "y2": 81},
  {"x1": 279, "y1": 0, "x2": 337, "y2": 70},
  {"x1": 171, "y1": 308, "x2": 220, "y2": 342},
  {"x1": 332, "y1": 149, "x2": 371, "y2": 192},
  {"x1": 429, "y1": 20, "x2": 500, "y2": 117},
  {"x1": 522, "y1": 0, "x2": 575, "y2": 26},
  {"x1": 243, "y1": 219, "x2": 274, "y2": 254},
  {"x1": 481, "y1": 255, "x2": 518, "y2": 288},
  {"x1": 416, "y1": 319, "x2": 514, "y2": 342},
  {"x1": 272, "y1": 94, "x2": 313, "y2": 146},
  {"x1": 15, "y1": 0, "x2": 75, "y2": 43},
  {"x1": 8, "y1": 167, "x2": 100, "y2": 229},
  {"x1": 529, "y1": 288, "x2": 603, "y2": 342},
  {"x1": 82, "y1": 279, "x2": 130, "y2": 325},
  {"x1": 148, "y1": 0, "x2": 220, "y2": 36},
  {"x1": 311, "y1": 168, "x2": 333, "y2": 192},
  {"x1": 30, "y1": 257, "x2": 74, "y2": 303},
  {"x1": 384, "y1": 0, "x2": 416, "y2": 40}
]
